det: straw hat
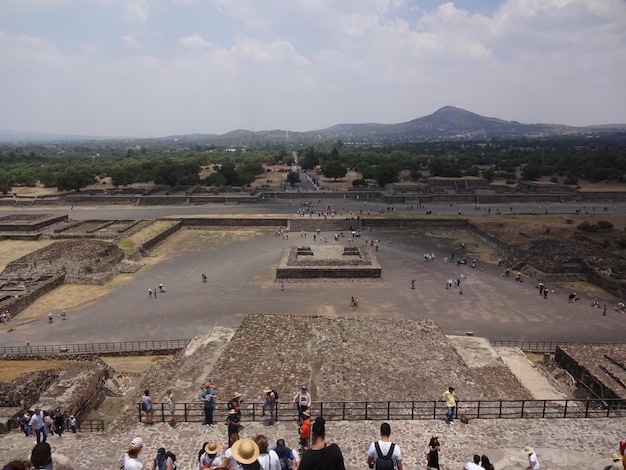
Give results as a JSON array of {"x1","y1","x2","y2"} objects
[
  {"x1": 233, "y1": 392, "x2": 242, "y2": 399},
  {"x1": 523, "y1": 446, "x2": 534, "y2": 454},
  {"x1": 263, "y1": 387, "x2": 272, "y2": 394},
  {"x1": 612, "y1": 453, "x2": 620, "y2": 461},
  {"x1": 205, "y1": 442, "x2": 222, "y2": 455},
  {"x1": 302, "y1": 409, "x2": 311, "y2": 417},
  {"x1": 231, "y1": 438, "x2": 260, "y2": 464}
]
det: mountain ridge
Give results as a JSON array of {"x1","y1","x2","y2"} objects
[{"x1": 1, "y1": 106, "x2": 625, "y2": 144}]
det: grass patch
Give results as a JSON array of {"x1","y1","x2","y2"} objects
[{"x1": 0, "y1": 360, "x2": 70, "y2": 382}]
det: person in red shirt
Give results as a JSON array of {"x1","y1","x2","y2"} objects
[{"x1": 299, "y1": 410, "x2": 311, "y2": 451}]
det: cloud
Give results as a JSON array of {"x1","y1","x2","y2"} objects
[
  {"x1": 178, "y1": 33, "x2": 212, "y2": 49},
  {"x1": 0, "y1": 0, "x2": 625, "y2": 136},
  {"x1": 123, "y1": 0, "x2": 150, "y2": 25}
]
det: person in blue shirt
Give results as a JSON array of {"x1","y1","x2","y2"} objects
[{"x1": 271, "y1": 439, "x2": 299, "y2": 470}]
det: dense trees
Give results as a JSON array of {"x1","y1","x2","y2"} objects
[{"x1": 0, "y1": 133, "x2": 624, "y2": 193}]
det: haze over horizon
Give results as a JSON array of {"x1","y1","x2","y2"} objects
[{"x1": 1, "y1": 0, "x2": 625, "y2": 139}]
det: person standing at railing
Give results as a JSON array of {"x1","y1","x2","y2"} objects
[
  {"x1": 293, "y1": 385, "x2": 311, "y2": 423},
  {"x1": 166, "y1": 390, "x2": 176, "y2": 427},
  {"x1": 439, "y1": 386, "x2": 459, "y2": 425},
  {"x1": 201, "y1": 384, "x2": 217, "y2": 426},
  {"x1": 142, "y1": 390, "x2": 156, "y2": 425}
]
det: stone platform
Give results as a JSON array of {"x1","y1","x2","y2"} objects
[{"x1": 276, "y1": 245, "x2": 381, "y2": 279}]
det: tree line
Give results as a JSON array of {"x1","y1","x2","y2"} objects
[{"x1": 0, "y1": 133, "x2": 624, "y2": 193}]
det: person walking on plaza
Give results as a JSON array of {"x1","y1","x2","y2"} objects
[
  {"x1": 425, "y1": 435, "x2": 441, "y2": 470},
  {"x1": 439, "y1": 386, "x2": 459, "y2": 425},
  {"x1": 224, "y1": 409, "x2": 241, "y2": 447},
  {"x1": 293, "y1": 385, "x2": 311, "y2": 422},
  {"x1": 366, "y1": 422, "x2": 403, "y2": 470},
  {"x1": 201, "y1": 383, "x2": 217, "y2": 426},
  {"x1": 524, "y1": 446, "x2": 540, "y2": 470}
]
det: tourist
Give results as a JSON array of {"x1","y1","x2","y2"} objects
[
  {"x1": 293, "y1": 385, "x2": 311, "y2": 422},
  {"x1": 142, "y1": 390, "x2": 155, "y2": 425},
  {"x1": 299, "y1": 410, "x2": 311, "y2": 451},
  {"x1": 261, "y1": 387, "x2": 277, "y2": 423},
  {"x1": 148, "y1": 288, "x2": 152, "y2": 299},
  {"x1": 166, "y1": 389, "x2": 176, "y2": 427},
  {"x1": 230, "y1": 438, "x2": 261, "y2": 469},
  {"x1": 524, "y1": 446, "x2": 540, "y2": 470},
  {"x1": 481, "y1": 454, "x2": 494, "y2": 470},
  {"x1": 464, "y1": 454, "x2": 482, "y2": 470},
  {"x1": 366, "y1": 422, "x2": 403, "y2": 470},
  {"x1": 152, "y1": 448, "x2": 174, "y2": 470},
  {"x1": 254, "y1": 435, "x2": 280, "y2": 470},
  {"x1": 124, "y1": 437, "x2": 145, "y2": 470},
  {"x1": 439, "y1": 386, "x2": 459, "y2": 425},
  {"x1": 30, "y1": 442, "x2": 74, "y2": 470},
  {"x1": 298, "y1": 417, "x2": 345, "y2": 470},
  {"x1": 201, "y1": 384, "x2": 217, "y2": 426},
  {"x1": 271, "y1": 439, "x2": 299, "y2": 470},
  {"x1": 224, "y1": 409, "x2": 240, "y2": 447},
  {"x1": 197, "y1": 442, "x2": 222, "y2": 470},
  {"x1": 604, "y1": 453, "x2": 622, "y2": 470},
  {"x1": 229, "y1": 392, "x2": 243, "y2": 418},
  {"x1": 68, "y1": 415, "x2": 76, "y2": 433},
  {"x1": 215, "y1": 432, "x2": 240, "y2": 470},
  {"x1": 29, "y1": 407, "x2": 47, "y2": 444},
  {"x1": 425, "y1": 435, "x2": 441, "y2": 470},
  {"x1": 53, "y1": 408, "x2": 65, "y2": 437}
]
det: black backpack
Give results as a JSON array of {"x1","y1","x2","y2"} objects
[
  {"x1": 374, "y1": 442, "x2": 395, "y2": 470},
  {"x1": 272, "y1": 389, "x2": 279, "y2": 400}
]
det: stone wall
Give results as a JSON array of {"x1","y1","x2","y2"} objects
[
  {"x1": 0, "y1": 272, "x2": 66, "y2": 318},
  {"x1": 141, "y1": 221, "x2": 182, "y2": 252},
  {"x1": 180, "y1": 218, "x2": 287, "y2": 228}
]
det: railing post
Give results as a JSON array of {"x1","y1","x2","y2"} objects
[
  {"x1": 542, "y1": 400, "x2": 547, "y2": 418},
  {"x1": 520, "y1": 400, "x2": 525, "y2": 418},
  {"x1": 433, "y1": 400, "x2": 437, "y2": 419},
  {"x1": 498, "y1": 400, "x2": 502, "y2": 418},
  {"x1": 387, "y1": 401, "x2": 391, "y2": 420},
  {"x1": 477, "y1": 400, "x2": 481, "y2": 419},
  {"x1": 585, "y1": 399, "x2": 590, "y2": 418},
  {"x1": 320, "y1": 401, "x2": 323, "y2": 417},
  {"x1": 411, "y1": 401, "x2": 415, "y2": 420},
  {"x1": 365, "y1": 402, "x2": 368, "y2": 420},
  {"x1": 563, "y1": 400, "x2": 567, "y2": 418},
  {"x1": 343, "y1": 402, "x2": 346, "y2": 420}
]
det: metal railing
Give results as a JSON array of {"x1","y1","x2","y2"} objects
[
  {"x1": 0, "y1": 339, "x2": 191, "y2": 355},
  {"x1": 7, "y1": 419, "x2": 105, "y2": 433},
  {"x1": 489, "y1": 340, "x2": 624, "y2": 352},
  {"x1": 138, "y1": 398, "x2": 626, "y2": 423},
  {"x1": 2, "y1": 339, "x2": 622, "y2": 356}
]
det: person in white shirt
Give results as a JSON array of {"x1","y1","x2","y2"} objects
[
  {"x1": 464, "y1": 454, "x2": 482, "y2": 470},
  {"x1": 524, "y1": 446, "x2": 540, "y2": 470},
  {"x1": 366, "y1": 422, "x2": 403, "y2": 470},
  {"x1": 292, "y1": 385, "x2": 311, "y2": 422},
  {"x1": 29, "y1": 408, "x2": 47, "y2": 444}
]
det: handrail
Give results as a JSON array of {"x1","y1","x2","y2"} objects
[
  {"x1": 489, "y1": 340, "x2": 624, "y2": 352},
  {"x1": 2, "y1": 339, "x2": 622, "y2": 356},
  {"x1": 7, "y1": 418, "x2": 105, "y2": 432},
  {"x1": 137, "y1": 398, "x2": 626, "y2": 423},
  {"x1": 0, "y1": 339, "x2": 191, "y2": 355}
]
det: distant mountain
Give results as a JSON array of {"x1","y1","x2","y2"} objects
[
  {"x1": 1, "y1": 106, "x2": 625, "y2": 145},
  {"x1": 312, "y1": 106, "x2": 585, "y2": 141}
]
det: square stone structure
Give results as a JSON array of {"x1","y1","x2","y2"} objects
[{"x1": 276, "y1": 245, "x2": 381, "y2": 279}]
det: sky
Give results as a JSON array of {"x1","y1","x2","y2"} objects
[{"x1": 1, "y1": 0, "x2": 625, "y2": 138}]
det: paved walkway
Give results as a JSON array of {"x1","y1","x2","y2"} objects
[{"x1": 1, "y1": 416, "x2": 623, "y2": 469}]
